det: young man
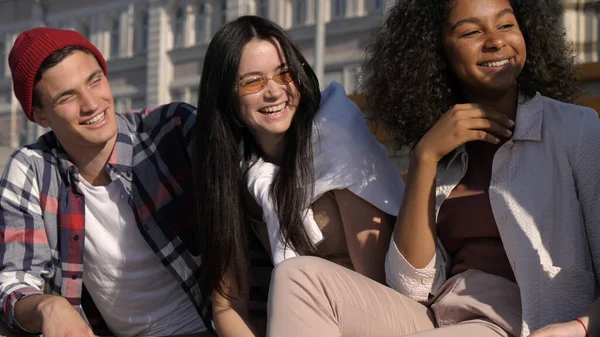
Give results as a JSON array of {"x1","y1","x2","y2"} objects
[{"x1": 0, "y1": 27, "x2": 211, "y2": 336}]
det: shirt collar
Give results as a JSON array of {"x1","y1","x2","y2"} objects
[
  {"x1": 106, "y1": 114, "x2": 134, "y2": 181},
  {"x1": 512, "y1": 92, "x2": 543, "y2": 141},
  {"x1": 444, "y1": 145, "x2": 466, "y2": 171}
]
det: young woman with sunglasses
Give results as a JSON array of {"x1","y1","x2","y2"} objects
[
  {"x1": 192, "y1": 15, "x2": 404, "y2": 337},
  {"x1": 266, "y1": 0, "x2": 600, "y2": 336}
]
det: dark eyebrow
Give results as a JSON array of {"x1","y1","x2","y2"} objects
[
  {"x1": 51, "y1": 69, "x2": 103, "y2": 105},
  {"x1": 87, "y1": 69, "x2": 103, "y2": 83},
  {"x1": 451, "y1": 8, "x2": 514, "y2": 32},
  {"x1": 239, "y1": 63, "x2": 288, "y2": 79},
  {"x1": 51, "y1": 89, "x2": 77, "y2": 106}
]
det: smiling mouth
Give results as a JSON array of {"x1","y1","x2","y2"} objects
[
  {"x1": 259, "y1": 102, "x2": 287, "y2": 115},
  {"x1": 81, "y1": 111, "x2": 106, "y2": 125},
  {"x1": 478, "y1": 58, "x2": 513, "y2": 68}
]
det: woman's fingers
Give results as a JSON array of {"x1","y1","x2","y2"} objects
[
  {"x1": 454, "y1": 104, "x2": 515, "y2": 128},
  {"x1": 466, "y1": 129, "x2": 501, "y2": 144},
  {"x1": 463, "y1": 118, "x2": 513, "y2": 138}
]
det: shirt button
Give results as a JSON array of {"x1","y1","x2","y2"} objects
[
  {"x1": 71, "y1": 274, "x2": 78, "y2": 280},
  {"x1": 73, "y1": 235, "x2": 79, "y2": 241},
  {"x1": 500, "y1": 214, "x2": 507, "y2": 224},
  {"x1": 492, "y1": 174, "x2": 503, "y2": 183}
]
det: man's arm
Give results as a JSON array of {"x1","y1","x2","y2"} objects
[
  {"x1": 0, "y1": 149, "x2": 52, "y2": 332},
  {"x1": 14, "y1": 295, "x2": 93, "y2": 336}
]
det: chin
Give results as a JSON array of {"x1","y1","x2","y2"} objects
[
  {"x1": 472, "y1": 77, "x2": 517, "y2": 94},
  {"x1": 266, "y1": 119, "x2": 293, "y2": 132},
  {"x1": 489, "y1": 82, "x2": 519, "y2": 93},
  {"x1": 264, "y1": 127, "x2": 290, "y2": 137},
  {"x1": 92, "y1": 128, "x2": 118, "y2": 146}
]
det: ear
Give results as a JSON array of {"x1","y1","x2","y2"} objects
[{"x1": 32, "y1": 107, "x2": 51, "y2": 128}]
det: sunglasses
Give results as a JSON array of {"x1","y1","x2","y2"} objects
[{"x1": 237, "y1": 68, "x2": 294, "y2": 96}]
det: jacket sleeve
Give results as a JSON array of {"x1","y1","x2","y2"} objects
[
  {"x1": 0, "y1": 149, "x2": 52, "y2": 332},
  {"x1": 571, "y1": 109, "x2": 600, "y2": 288},
  {"x1": 385, "y1": 236, "x2": 449, "y2": 303}
]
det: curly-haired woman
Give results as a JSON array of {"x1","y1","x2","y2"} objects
[{"x1": 266, "y1": 1, "x2": 600, "y2": 337}]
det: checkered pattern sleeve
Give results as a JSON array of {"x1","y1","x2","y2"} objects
[{"x1": 0, "y1": 149, "x2": 52, "y2": 332}]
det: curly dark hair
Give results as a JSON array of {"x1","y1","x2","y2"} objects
[{"x1": 361, "y1": 0, "x2": 580, "y2": 148}]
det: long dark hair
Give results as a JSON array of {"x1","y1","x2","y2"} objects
[
  {"x1": 361, "y1": 0, "x2": 579, "y2": 148},
  {"x1": 193, "y1": 15, "x2": 320, "y2": 312}
]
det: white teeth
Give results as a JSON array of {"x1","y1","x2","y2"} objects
[
  {"x1": 261, "y1": 103, "x2": 286, "y2": 115},
  {"x1": 84, "y1": 111, "x2": 105, "y2": 125},
  {"x1": 480, "y1": 59, "x2": 510, "y2": 67}
]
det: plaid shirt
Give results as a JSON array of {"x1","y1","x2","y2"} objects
[{"x1": 0, "y1": 103, "x2": 206, "y2": 334}]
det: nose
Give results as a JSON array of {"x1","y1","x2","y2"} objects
[
  {"x1": 483, "y1": 32, "x2": 506, "y2": 51},
  {"x1": 80, "y1": 88, "x2": 100, "y2": 113},
  {"x1": 263, "y1": 77, "x2": 284, "y2": 99}
]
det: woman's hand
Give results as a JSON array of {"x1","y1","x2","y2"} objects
[
  {"x1": 528, "y1": 319, "x2": 588, "y2": 337},
  {"x1": 414, "y1": 103, "x2": 514, "y2": 165}
]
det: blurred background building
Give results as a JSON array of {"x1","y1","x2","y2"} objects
[
  {"x1": 0, "y1": 0, "x2": 389, "y2": 149},
  {"x1": 0, "y1": 0, "x2": 599, "y2": 173}
]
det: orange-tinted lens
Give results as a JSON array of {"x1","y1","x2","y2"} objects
[
  {"x1": 239, "y1": 78, "x2": 266, "y2": 95},
  {"x1": 274, "y1": 70, "x2": 293, "y2": 85}
]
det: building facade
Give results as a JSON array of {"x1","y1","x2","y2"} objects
[
  {"x1": 0, "y1": 0, "x2": 389, "y2": 148},
  {"x1": 0, "y1": 0, "x2": 598, "y2": 149}
]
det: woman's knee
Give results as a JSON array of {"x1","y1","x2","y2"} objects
[{"x1": 271, "y1": 256, "x2": 332, "y2": 286}]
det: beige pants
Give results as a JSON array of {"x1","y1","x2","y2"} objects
[{"x1": 268, "y1": 256, "x2": 521, "y2": 337}]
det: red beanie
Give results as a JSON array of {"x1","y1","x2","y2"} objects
[{"x1": 9, "y1": 27, "x2": 108, "y2": 121}]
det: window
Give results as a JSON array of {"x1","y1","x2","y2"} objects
[
  {"x1": 332, "y1": 0, "x2": 346, "y2": 18},
  {"x1": 190, "y1": 88, "x2": 198, "y2": 106},
  {"x1": 323, "y1": 71, "x2": 342, "y2": 88},
  {"x1": 219, "y1": 0, "x2": 227, "y2": 26},
  {"x1": 173, "y1": 7, "x2": 185, "y2": 48},
  {"x1": 172, "y1": 89, "x2": 186, "y2": 102},
  {"x1": 78, "y1": 23, "x2": 90, "y2": 41},
  {"x1": 293, "y1": 0, "x2": 307, "y2": 25},
  {"x1": 110, "y1": 19, "x2": 120, "y2": 58},
  {"x1": 136, "y1": 11, "x2": 149, "y2": 53},
  {"x1": 257, "y1": 0, "x2": 269, "y2": 17},
  {"x1": 116, "y1": 98, "x2": 132, "y2": 112},
  {"x1": 374, "y1": 0, "x2": 383, "y2": 10},
  {"x1": 132, "y1": 98, "x2": 146, "y2": 109},
  {"x1": 195, "y1": 3, "x2": 206, "y2": 44},
  {"x1": 0, "y1": 41, "x2": 4, "y2": 77},
  {"x1": 344, "y1": 65, "x2": 360, "y2": 94}
]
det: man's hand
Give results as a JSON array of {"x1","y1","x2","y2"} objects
[{"x1": 15, "y1": 294, "x2": 94, "y2": 337}]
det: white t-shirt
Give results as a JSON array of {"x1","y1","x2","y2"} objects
[{"x1": 79, "y1": 178, "x2": 204, "y2": 337}]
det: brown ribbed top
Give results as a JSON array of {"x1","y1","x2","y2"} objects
[{"x1": 437, "y1": 141, "x2": 516, "y2": 282}]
